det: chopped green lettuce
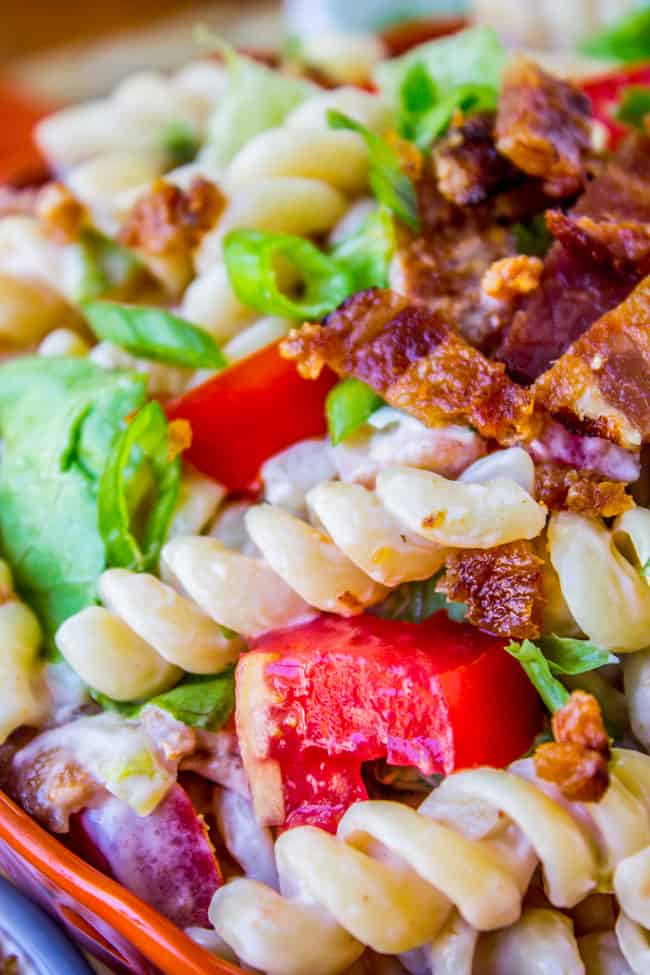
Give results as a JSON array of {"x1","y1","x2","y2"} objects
[
  {"x1": 580, "y1": 7, "x2": 650, "y2": 62},
  {"x1": 205, "y1": 45, "x2": 315, "y2": 170},
  {"x1": 505, "y1": 636, "x2": 616, "y2": 713},
  {"x1": 330, "y1": 205, "x2": 395, "y2": 291},
  {"x1": 0, "y1": 358, "x2": 147, "y2": 642},
  {"x1": 326, "y1": 378, "x2": 383, "y2": 445}
]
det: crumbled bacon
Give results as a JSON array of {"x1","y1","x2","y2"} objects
[
  {"x1": 36, "y1": 181, "x2": 86, "y2": 243},
  {"x1": 433, "y1": 111, "x2": 522, "y2": 206},
  {"x1": 528, "y1": 419, "x2": 640, "y2": 483},
  {"x1": 535, "y1": 691, "x2": 610, "y2": 802},
  {"x1": 281, "y1": 288, "x2": 536, "y2": 443},
  {"x1": 482, "y1": 255, "x2": 543, "y2": 301},
  {"x1": 499, "y1": 133, "x2": 650, "y2": 381},
  {"x1": 535, "y1": 463, "x2": 633, "y2": 517},
  {"x1": 436, "y1": 540, "x2": 545, "y2": 639},
  {"x1": 495, "y1": 58, "x2": 591, "y2": 198},
  {"x1": 120, "y1": 177, "x2": 226, "y2": 256},
  {"x1": 534, "y1": 275, "x2": 650, "y2": 449}
]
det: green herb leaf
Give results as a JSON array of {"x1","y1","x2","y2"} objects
[
  {"x1": 205, "y1": 41, "x2": 315, "y2": 170},
  {"x1": 0, "y1": 358, "x2": 147, "y2": 641},
  {"x1": 224, "y1": 228, "x2": 352, "y2": 319},
  {"x1": 92, "y1": 667, "x2": 236, "y2": 730},
  {"x1": 642, "y1": 557, "x2": 650, "y2": 578},
  {"x1": 580, "y1": 8, "x2": 650, "y2": 62},
  {"x1": 81, "y1": 301, "x2": 226, "y2": 369},
  {"x1": 505, "y1": 640, "x2": 569, "y2": 713},
  {"x1": 73, "y1": 230, "x2": 141, "y2": 303},
  {"x1": 616, "y1": 86, "x2": 650, "y2": 130},
  {"x1": 97, "y1": 401, "x2": 181, "y2": 573},
  {"x1": 330, "y1": 205, "x2": 395, "y2": 291},
  {"x1": 375, "y1": 26, "x2": 506, "y2": 111},
  {"x1": 326, "y1": 378, "x2": 383, "y2": 444},
  {"x1": 374, "y1": 573, "x2": 467, "y2": 625},
  {"x1": 514, "y1": 214, "x2": 553, "y2": 258},
  {"x1": 538, "y1": 634, "x2": 618, "y2": 675},
  {"x1": 327, "y1": 110, "x2": 420, "y2": 230}
]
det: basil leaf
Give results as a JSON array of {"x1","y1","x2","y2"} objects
[
  {"x1": 375, "y1": 26, "x2": 506, "y2": 111},
  {"x1": 514, "y1": 214, "x2": 553, "y2": 258},
  {"x1": 224, "y1": 229, "x2": 352, "y2": 319},
  {"x1": 161, "y1": 120, "x2": 200, "y2": 165},
  {"x1": 398, "y1": 61, "x2": 498, "y2": 148},
  {"x1": 505, "y1": 640, "x2": 569, "y2": 713},
  {"x1": 330, "y1": 205, "x2": 395, "y2": 291},
  {"x1": 327, "y1": 110, "x2": 420, "y2": 231},
  {"x1": 374, "y1": 573, "x2": 467, "y2": 625},
  {"x1": 400, "y1": 61, "x2": 438, "y2": 117},
  {"x1": 616, "y1": 86, "x2": 650, "y2": 130},
  {"x1": 73, "y1": 230, "x2": 141, "y2": 303},
  {"x1": 98, "y1": 401, "x2": 181, "y2": 573},
  {"x1": 0, "y1": 358, "x2": 146, "y2": 641},
  {"x1": 81, "y1": 301, "x2": 226, "y2": 369},
  {"x1": 92, "y1": 668, "x2": 235, "y2": 730},
  {"x1": 580, "y1": 8, "x2": 650, "y2": 62},
  {"x1": 538, "y1": 634, "x2": 618, "y2": 675},
  {"x1": 327, "y1": 378, "x2": 383, "y2": 445}
]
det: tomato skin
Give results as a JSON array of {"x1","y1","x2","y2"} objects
[
  {"x1": 167, "y1": 342, "x2": 337, "y2": 492},
  {"x1": 581, "y1": 63, "x2": 650, "y2": 147},
  {"x1": 238, "y1": 612, "x2": 543, "y2": 831},
  {"x1": 0, "y1": 84, "x2": 53, "y2": 185}
]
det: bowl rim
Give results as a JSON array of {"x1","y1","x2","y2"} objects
[{"x1": 0, "y1": 789, "x2": 244, "y2": 975}]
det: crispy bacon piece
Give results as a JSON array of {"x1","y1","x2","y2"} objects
[
  {"x1": 437, "y1": 540, "x2": 545, "y2": 640},
  {"x1": 120, "y1": 177, "x2": 225, "y2": 256},
  {"x1": 534, "y1": 275, "x2": 650, "y2": 449},
  {"x1": 535, "y1": 691, "x2": 610, "y2": 802},
  {"x1": 36, "y1": 181, "x2": 86, "y2": 243},
  {"x1": 496, "y1": 58, "x2": 591, "y2": 198},
  {"x1": 499, "y1": 133, "x2": 650, "y2": 381},
  {"x1": 528, "y1": 419, "x2": 640, "y2": 483},
  {"x1": 535, "y1": 463, "x2": 633, "y2": 517},
  {"x1": 281, "y1": 288, "x2": 536, "y2": 443},
  {"x1": 482, "y1": 255, "x2": 543, "y2": 301},
  {"x1": 433, "y1": 111, "x2": 522, "y2": 206}
]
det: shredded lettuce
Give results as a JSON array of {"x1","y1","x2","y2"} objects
[
  {"x1": 374, "y1": 26, "x2": 506, "y2": 113},
  {"x1": 506, "y1": 636, "x2": 616, "y2": 713},
  {"x1": 327, "y1": 110, "x2": 420, "y2": 230},
  {"x1": 374, "y1": 573, "x2": 468, "y2": 625},
  {"x1": 616, "y1": 86, "x2": 650, "y2": 130},
  {"x1": 82, "y1": 301, "x2": 227, "y2": 369},
  {"x1": 326, "y1": 378, "x2": 383, "y2": 445},
  {"x1": 398, "y1": 61, "x2": 498, "y2": 147},
  {"x1": 0, "y1": 358, "x2": 147, "y2": 642},
  {"x1": 580, "y1": 7, "x2": 650, "y2": 62},
  {"x1": 205, "y1": 44, "x2": 315, "y2": 170},
  {"x1": 330, "y1": 205, "x2": 395, "y2": 291},
  {"x1": 97, "y1": 401, "x2": 181, "y2": 574},
  {"x1": 223, "y1": 228, "x2": 352, "y2": 319}
]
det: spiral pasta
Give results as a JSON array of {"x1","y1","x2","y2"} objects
[
  {"x1": 209, "y1": 750, "x2": 650, "y2": 975},
  {"x1": 0, "y1": 560, "x2": 47, "y2": 743}
]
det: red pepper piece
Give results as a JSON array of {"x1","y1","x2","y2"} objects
[
  {"x1": 237, "y1": 612, "x2": 543, "y2": 832},
  {"x1": 167, "y1": 342, "x2": 337, "y2": 493},
  {"x1": 581, "y1": 63, "x2": 650, "y2": 147}
]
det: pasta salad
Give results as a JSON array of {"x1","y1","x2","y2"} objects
[{"x1": 3, "y1": 17, "x2": 650, "y2": 975}]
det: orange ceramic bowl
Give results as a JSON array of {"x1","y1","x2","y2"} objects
[{"x1": 0, "y1": 790, "x2": 245, "y2": 975}]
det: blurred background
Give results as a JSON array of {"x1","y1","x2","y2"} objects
[{"x1": 1, "y1": 0, "x2": 643, "y2": 101}]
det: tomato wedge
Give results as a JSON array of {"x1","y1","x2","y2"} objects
[
  {"x1": 581, "y1": 62, "x2": 650, "y2": 147},
  {"x1": 237, "y1": 612, "x2": 543, "y2": 831},
  {"x1": 0, "y1": 83, "x2": 53, "y2": 186},
  {"x1": 167, "y1": 342, "x2": 337, "y2": 492}
]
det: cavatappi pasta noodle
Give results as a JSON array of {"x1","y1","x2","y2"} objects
[{"x1": 5, "y1": 17, "x2": 650, "y2": 975}]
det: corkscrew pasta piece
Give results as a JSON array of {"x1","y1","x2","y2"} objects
[
  {"x1": 196, "y1": 177, "x2": 347, "y2": 273},
  {"x1": 459, "y1": 446, "x2": 536, "y2": 496},
  {"x1": 210, "y1": 751, "x2": 650, "y2": 975},
  {"x1": 179, "y1": 263, "x2": 256, "y2": 343},
  {"x1": 222, "y1": 315, "x2": 293, "y2": 363},
  {"x1": 376, "y1": 465, "x2": 547, "y2": 549},
  {"x1": 245, "y1": 503, "x2": 388, "y2": 615},
  {"x1": 224, "y1": 128, "x2": 370, "y2": 195},
  {"x1": 65, "y1": 150, "x2": 166, "y2": 235},
  {"x1": 306, "y1": 481, "x2": 447, "y2": 587},
  {"x1": 55, "y1": 605, "x2": 182, "y2": 701},
  {"x1": 261, "y1": 438, "x2": 336, "y2": 518},
  {"x1": 0, "y1": 272, "x2": 80, "y2": 349},
  {"x1": 38, "y1": 328, "x2": 90, "y2": 357},
  {"x1": 614, "y1": 506, "x2": 650, "y2": 578},
  {"x1": 161, "y1": 535, "x2": 313, "y2": 637},
  {"x1": 98, "y1": 569, "x2": 242, "y2": 674},
  {"x1": 166, "y1": 466, "x2": 226, "y2": 541},
  {"x1": 548, "y1": 512, "x2": 650, "y2": 651},
  {"x1": 0, "y1": 560, "x2": 47, "y2": 744},
  {"x1": 285, "y1": 87, "x2": 392, "y2": 134},
  {"x1": 89, "y1": 341, "x2": 192, "y2": 398}
]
